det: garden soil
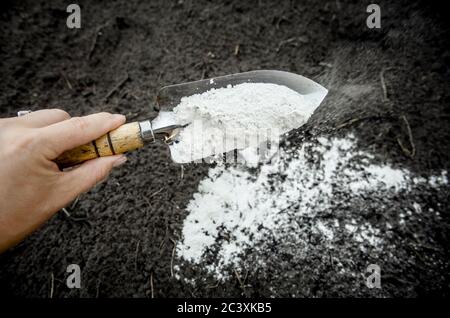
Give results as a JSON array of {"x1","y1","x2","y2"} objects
[{"x1": 0, "y1": 0, "x2": 449, "y2": 297}]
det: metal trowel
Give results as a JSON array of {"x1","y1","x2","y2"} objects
[{"x1": 55, "y1": 70, "x2": 327, "y2": 168}]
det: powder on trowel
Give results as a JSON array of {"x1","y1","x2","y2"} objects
[{"x1": 168, "y1": 83, "x2": 322, "y2": 163}]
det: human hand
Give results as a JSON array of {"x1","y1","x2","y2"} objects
[{"x1": 0, "y1": 109, "x2": 127, "y2": 252}]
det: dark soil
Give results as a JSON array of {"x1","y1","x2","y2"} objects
[{"x1": 0, "y1": 0, "x2": 449, "y2": 297}]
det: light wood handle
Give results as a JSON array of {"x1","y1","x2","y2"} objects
[{"x1": 55, "y1": 122, "x2": 144, "y2": 169}]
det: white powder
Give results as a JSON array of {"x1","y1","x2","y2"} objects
[
  {"x1": 175, "y1": 133, "x2": 448, "y2": 280},
  {"x1": 428, "y1": 171, "x2": 448, "y2": 187},
  {"x1": 314, "y1": 221, "x2": 334, "y2": 240},
  {"x1": 169, "y1": 83, "x2": 324, "y2": 163},
  {"x1": 349, "y1": 165, "x2": 409, "y2": 192}
]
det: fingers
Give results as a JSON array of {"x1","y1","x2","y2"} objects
[
  {"x1": 59, "y1": 155, "x2": 127, "y2": 201},
  {"x1": 40, "y1": 112, "x2": 126, "y2": 159},
  {"x1": 18, "y1": 109, "x2": 71, "y2": 128}
]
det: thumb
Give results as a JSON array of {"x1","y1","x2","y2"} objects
[{"x1": 60, "y1": 155, "x2": 127, "y2": 199}]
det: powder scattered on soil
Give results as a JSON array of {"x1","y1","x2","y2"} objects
[
  {"x1": 175, "y1": 134, "x2": 448, "y2": 280},
  {"x1": 169, "y1": 82, "x2": 326, "y2": 163}
]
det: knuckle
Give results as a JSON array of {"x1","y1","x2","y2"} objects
[
  {"x1": 70, "y1": 116, "x2": 89, "y2": 131},
  {"x1": 13, "y1": 132, "x2": 39, "y2": 153}
]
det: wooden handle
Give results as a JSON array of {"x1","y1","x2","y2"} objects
[{"x1": 55, "y1": 122, "x2": 144, "y2": 169}]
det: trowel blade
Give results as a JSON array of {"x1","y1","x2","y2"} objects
[{"x1": 155, "y1": 70, "x2": 328, "y2": 112}]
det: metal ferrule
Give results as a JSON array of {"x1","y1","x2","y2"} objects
[
  {"x1": 139, "y1": 120, "x2": 155, "y2": 143},
  {"x1": 139, "y1": 120, "x2": 185, "y2": 144}
]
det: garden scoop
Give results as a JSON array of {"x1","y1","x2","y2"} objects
[{"x1": 55, "y1": 70, "x2": 327, "y2": 168}]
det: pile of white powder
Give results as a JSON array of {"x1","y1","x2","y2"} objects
[
  {"x1": 174, "y1": 134, "x2": 448, "y2": 281},
  {"x1": 169, "y1": 83, "x2": 322, "y2": 163}
]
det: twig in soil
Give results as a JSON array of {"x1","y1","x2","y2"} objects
[
  {"x1": 336, "y1": 117, "x2": 362, "y2": 129},
  {"x1": 188, "y1": 288, "x2": 197, "y2": 297},
  {"x1": 70, "y1": 195, "x2": 80, "y2": 210},
  {"x1": 156, "y1": 71, "x2": 163, "y2": 84},
  {"x1": 128, "y1": 91, "x2": 140, "y2": 101},
  {"x1": 150, "y1": 272, "x2": 154, "y2": 298},
  {"x1": 397, "y1": 115, "x2": 416, "y2": 158},
  {"x1": 412, "y1": 236, "x2": 441, "y2": 253},
  {"x1": 206, "y1": 281, "x2": 220, "y2": 289},
  {"x1": 407, "y1": 244, "x2": 427, "y2": 264},
  {"x1": 276, "y1": 37, "x2": 296, "y2": 53},
  {"x1": 234, "y1": 269, "x2": 246, "y2": 291},
  {"x1": 169, "y1": 238, "x2": 177, "y2": 278},
  {"x1": 105, "y1": 72, "x2": 130, "y2": 101},
  {"x1": 61, "y1": 208, "x2": 71, "y2": 218},
  {"x1": 319, "y1": 62, "x2": 333, "y2": 68},
  {"x1": 328, "y1": 251, "x2": 333, "y2": 266},
  {"x1": 380, "y1": 67, "x2": 391, "y2": 102},
  {"x1": 276, "y1": 36, "x2": 308, "y2": 53},
  {"x1": 60, "y1": 72, "x2": 73, "y2": 90},
  {"x1": 49, "y1": 273, "x2": 54, "y2": 298},
  {"x1": 159, "y1": 237, "x2": 166, "y2": 251},
  {"x1": 134, "y1": 240, "x2": 140, "y2": 272},
  {"x1": 335, "y1": 114, "x2": 396, "y2": 130},
  {"x1": 142, "y1": 196, "x2": 152, "y2": 209},
  {"x1": 61, "y1": 207, "x2": 89, "y2": 222},
  {"x1": 234, "y1": 44, "x2": 240, "y2": 56},
  {"x1": 88, "y1": 24, "x2": 106, "y2": 60},
  {"x1": 180, "y1": 165, "x2": 184, "y2": 180},
  {"x1": 96, "y1": 279, "x2": 101, "y2": 298},
  {"x1": 149, "y1": 188, "x2": 164, "y2": 199}
]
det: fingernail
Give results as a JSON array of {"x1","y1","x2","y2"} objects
[{"x1": 113, "y1": 155, "x2": 127, "y2": 167}]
